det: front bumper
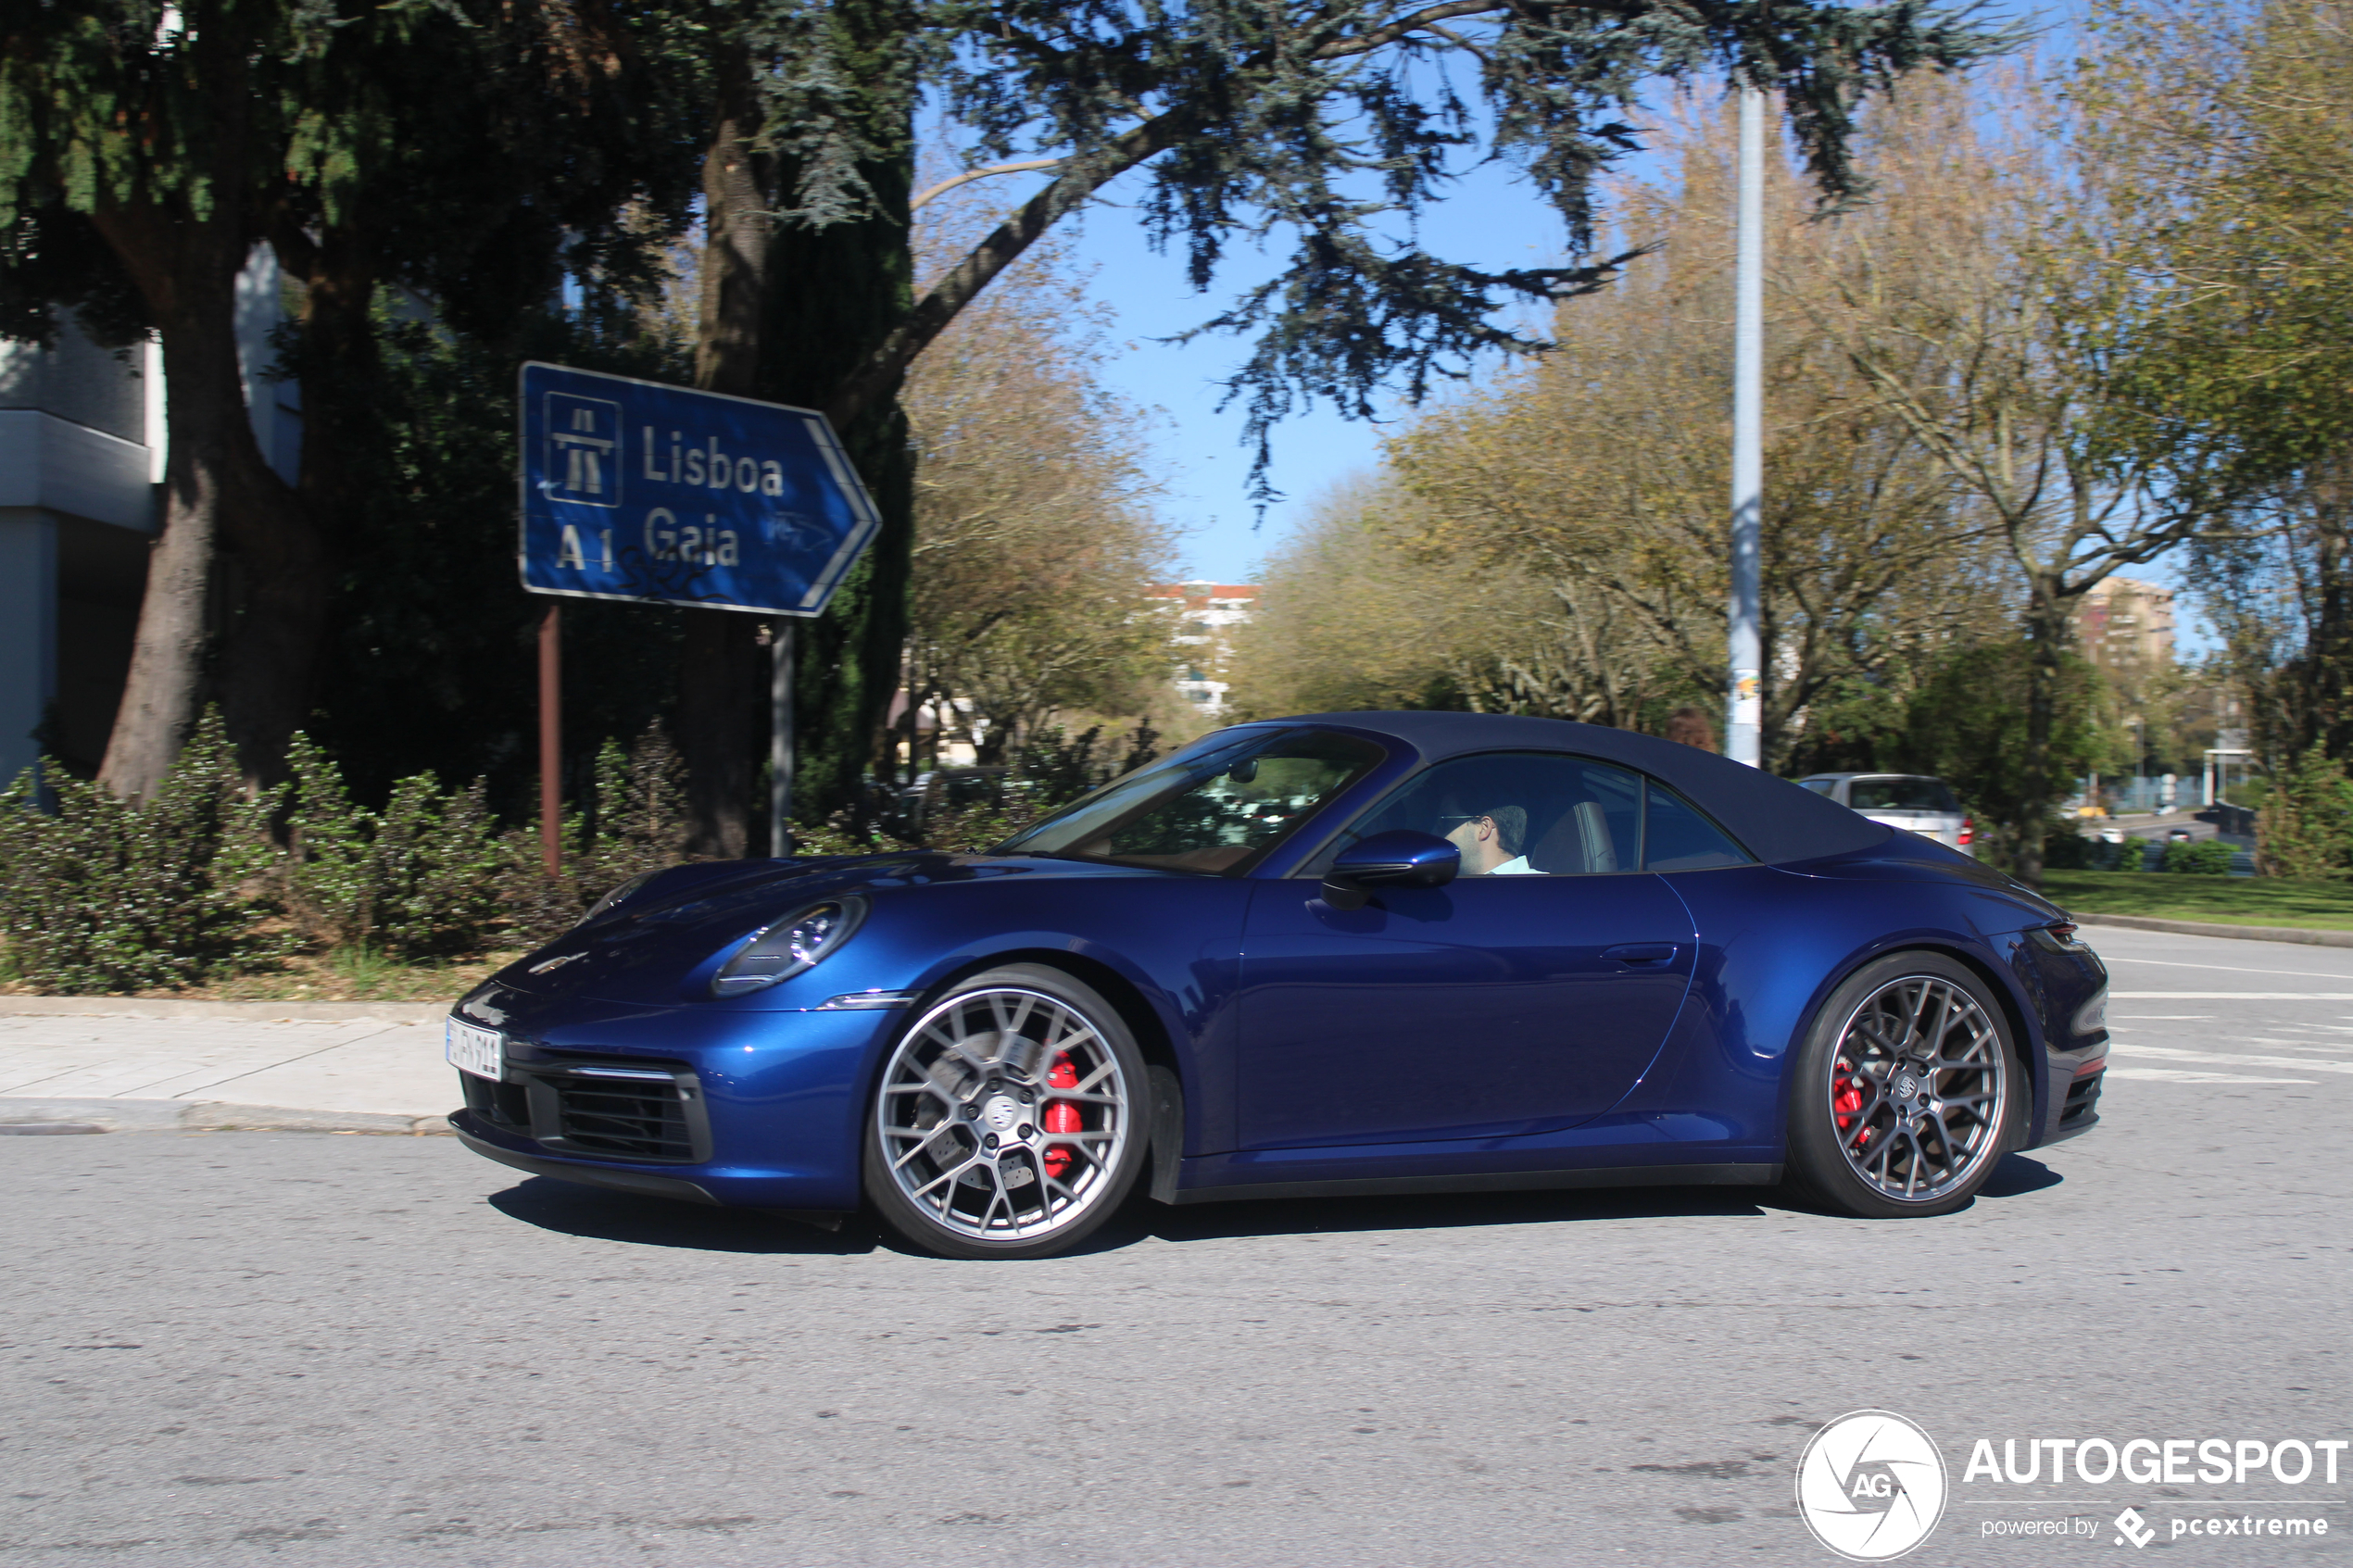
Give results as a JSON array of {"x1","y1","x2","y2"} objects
[{"x1": 447, "y1": 1001, "x2": 896, "y2": 1210}]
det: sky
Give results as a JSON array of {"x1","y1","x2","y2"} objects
[{"x1": 1039, "y1": 126, "x2": 1592, "y2": 585}]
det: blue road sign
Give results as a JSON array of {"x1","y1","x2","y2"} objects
[{"x1": 517, "y1": 361, "x2": 881, "y2": 617}]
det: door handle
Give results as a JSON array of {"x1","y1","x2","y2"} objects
[{"x1": 1604, "y1": 943, "x2": 1679, "y2": 966}]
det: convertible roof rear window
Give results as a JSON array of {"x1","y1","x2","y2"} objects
[{"x1": 998, "y1": 727, "x2": 1385, "y2": 874}]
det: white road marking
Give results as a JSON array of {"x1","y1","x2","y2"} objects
[
  {"x1": 2107, "y1": 1068, "x2": 2316, "y2": 1084},
  {"x1": 2113, "y1": 1043, "x2": 2353, "y2": 1074},
  {"x1": 2108, "y1": 992, "x2": 2353, "y2": 999},
  {"x1": 2098, "y1": 955, "x2": 2353, "y2": 981}
]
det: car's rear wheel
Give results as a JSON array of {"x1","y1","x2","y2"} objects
[
  {"x1": 1786, "y1": 952, "x2": 2018, "y2": 1219},
  {"x1": 864, "y1": 965, "x2": 1149, "y2": 1260}
]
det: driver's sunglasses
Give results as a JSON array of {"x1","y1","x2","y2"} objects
[{"x1": 1436, "y1": 813, "x2": 1492, "y2": 825}]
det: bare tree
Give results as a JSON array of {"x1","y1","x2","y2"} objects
[
  {"x1": 898, "y1": 204, "x2": 1179, "y2": 767},
  {"x1": 1339, "y1": 93, "x2": 2012, "y2": 761},
  {"x1": 1797, "y1": 68, "x2": 2216, "y2": 881}
]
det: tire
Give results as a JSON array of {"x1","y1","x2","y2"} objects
[
  {"x1": 1785, "y1": 951, "x2": 2020, "y2": 1219},
  {"x1": 864, "y1": 964, "x2": 1151, "y2": 1260}
]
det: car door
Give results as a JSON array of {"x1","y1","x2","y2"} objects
[{"x1": 1236, "y1": 752, "x2": 1698, "y2": 1148}]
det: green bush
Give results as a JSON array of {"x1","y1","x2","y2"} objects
[
  {"x1": 0, "y1": 713, "x2": 283, "y2": 994},
  {"x1": 2043, "y1": 830, "x2": 2096, "y2": 870},
  {"x1": 2162, "y1": 838, "x2": 2235, "y2": 876},
  {"x1": 501, "y1": 721, "x2": 693, "y2": 947},
  {"x1": 2256, "y1": 748, "x2": 2353, "y2": 879},
  {"x1": 2044, "y1": 829, "x2": 2147, "y2": 872},
  {"x1": 281, "y1": 734, "x2": 506, "y2": 959},
  {"x1": 1899, "y1": 645, "x2": 2120, "y2": 873},
  {"x1": 0, "y1": 717, "x2": 701, "y2": 990}
]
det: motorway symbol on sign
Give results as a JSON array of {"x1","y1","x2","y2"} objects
[{"x1": 517, "y1": 361, "x2": 881, "y2": 617}]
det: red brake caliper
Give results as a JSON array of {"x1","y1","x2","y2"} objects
[
  {"x1": 1042, "y1": 1052, "x2": 1083, "y2": 1182},
  {"x1": 1832, "y1": 1058, "x2": 1870, "y2": 1148}
]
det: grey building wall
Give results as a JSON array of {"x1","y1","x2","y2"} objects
[{"x1": 0, "y1": 320, "x2": 145, "y2": 443}]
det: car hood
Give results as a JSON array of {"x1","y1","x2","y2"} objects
[{"x1": 471, "y1": 850, "x2": 1136, "y2": 1012}]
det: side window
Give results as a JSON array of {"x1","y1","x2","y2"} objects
[
  {"x1": 1643, "y1": 784, "x2": 1750, "y2": 871},
  {"x1": 1311, "y1": 752, "x2": 1646, "y2": 876}
]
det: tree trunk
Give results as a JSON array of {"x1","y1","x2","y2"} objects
[
  {"x1": 2017, "y1": 573, "x2": 2070, "y2": 888},
  {"x1": 677, "y1": 39, "x2": 777, "y2": 858},
  {"x1": 94, "y1": 288, "x2": 241, "y2": 801},
  {"x1": 673, "y1": 2, "x2": 921, "y2": 848},
  {"x1": 87, "y1": 17, "x2": 303, "y2": 800}
]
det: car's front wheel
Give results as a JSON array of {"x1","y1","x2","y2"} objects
[
  {"x1": 864, "y1": 965, "x2": 1150, "y2": 1259},
  {"x1": 1786, "y1": 951, "x2": 2019, "y2": 1219}
]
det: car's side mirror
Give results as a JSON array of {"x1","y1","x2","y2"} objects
[{"x1": 1322, "y1": 829, "x2": 1460, "y2": 911}]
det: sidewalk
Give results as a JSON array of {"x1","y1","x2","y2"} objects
[{"x1": 0, "y1": 997, "x2": 458, "y2": 1135}]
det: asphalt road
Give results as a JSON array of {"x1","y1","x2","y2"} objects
[{"x1": 5, "y1": 924, "x2": 2348, "y2": 1567}]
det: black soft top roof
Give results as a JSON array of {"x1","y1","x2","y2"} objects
[{"x1": 1265, "y1": 710, "x2": 1892, "y2": 866}]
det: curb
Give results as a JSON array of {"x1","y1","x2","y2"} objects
[
  {"x1": 2074, "y1": 912, "x2": 2353, "y2": 948},
  {"x1": 0, "y1": 997, "x2": 451, "y2": 1023},
  {"x1": 0, "y1": 1098, "x2": 455, "y2": 1135}
]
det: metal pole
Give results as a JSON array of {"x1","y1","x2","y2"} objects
[
  {"x1": 537, "y1": 605, "x2": 561, "y2": 876},
  {"x1": 1727, "y1": 84, "x2": 1766, "y2": 769},
  {"x1": 769, "y1": 621, "x2": 796, "y2": 857}
]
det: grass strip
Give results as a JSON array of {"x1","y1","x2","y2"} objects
[{"x1": 2042, "y1": 870, "x2": 2353, "y2": 932}]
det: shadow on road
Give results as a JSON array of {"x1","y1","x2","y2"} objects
[
  {"x1": 1077, "y1": 1182, "x2": 1780, "y2": 1255},
  {"x1": 487, "y1": 1175, "x2": 879, "y2": 1255},
  {"x1": 484, "y1": 1156, "x2": 2065, "y2": 1259},
  {"x1": 1975, "y1": 1154, "x2": 2064, "y2": 1198}
]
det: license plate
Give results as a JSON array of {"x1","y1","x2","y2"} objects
[{"x1": 445, "y1": 1017, "x2": 504, "y2": 1081}]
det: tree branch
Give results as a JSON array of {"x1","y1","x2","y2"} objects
[
  {"x1": 824, "y1": 106, "x2": 1201, "y2": 426},
  {"x1": 910, "y1": 158, "x2": 1067, "y2": 213},
  {"x1": 1315, "y1": 0, "x2": 1510, "y2": 60}
]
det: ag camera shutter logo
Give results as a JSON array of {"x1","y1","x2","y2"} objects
[{"x1": 1796, "y1": 1410, "x2": 1949, "y2": 1561}]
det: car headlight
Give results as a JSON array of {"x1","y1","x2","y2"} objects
[{"x1": 711, "y1": 897, "x2": 865, "y2": 997}]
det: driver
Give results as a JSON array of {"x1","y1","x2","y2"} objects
[{"x1": 1444, "y1": 804, "x2": 1537, "y2": 875}]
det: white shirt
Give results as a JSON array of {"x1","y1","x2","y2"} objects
[{"x1": 1490, "y1": 855, "x2": 1539, "y2": 875}]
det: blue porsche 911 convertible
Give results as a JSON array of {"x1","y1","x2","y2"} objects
[{"x1": 446, "y1": 711, "x2": 2110, "y2": 1259}]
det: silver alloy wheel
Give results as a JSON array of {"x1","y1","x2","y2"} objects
[
  {"x1": 1827, "y1": 974, "x2": 2008, "y2": 1203},
  {"x1": 875, "y1": 985, "x2": 1133, "y2": 1244}
]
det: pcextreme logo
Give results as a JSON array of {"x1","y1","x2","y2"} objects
[{"x1": 1795, "y1": 1410, "x2": 1950, "y2": 1562}]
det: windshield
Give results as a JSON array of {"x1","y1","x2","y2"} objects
[{"x1": 998, "y1": 728, "x2": 1386, "y2": 874}]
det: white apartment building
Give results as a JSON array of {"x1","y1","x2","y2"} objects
[
  {"x1": 0, "y1": 249, "x2": 300, "y2": 784},
  {"x1": 1149, "y1": 580, "x2": 1258, "y2": 715}
]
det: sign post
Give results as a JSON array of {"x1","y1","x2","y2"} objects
[
  {"x1": 770, "y1": 624, "x2": 795, "y2": 853},
  {"x1": 517, "y1": 363, "x2": 882, "y2": 857},
  {"x1": 537, "y1": 606, "x2": 561, "y2": 875}
]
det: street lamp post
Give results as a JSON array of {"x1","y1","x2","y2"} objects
[{"x1": 1727, "y1": 84, "x2": 1765, "y2": 769}]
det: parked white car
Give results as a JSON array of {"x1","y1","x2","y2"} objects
[{"x1": 1794, "y1": 772, "x2": 1972, "y2": 851}]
